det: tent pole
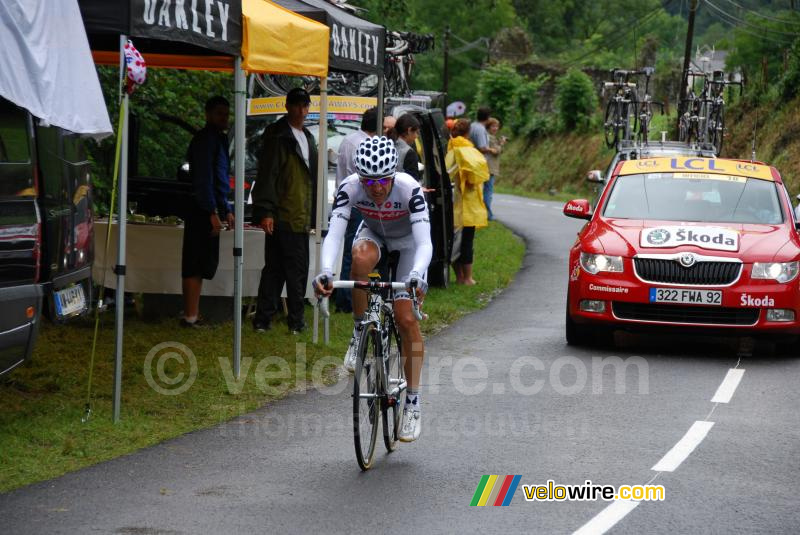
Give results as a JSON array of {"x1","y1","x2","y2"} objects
[
  {"x1": 314, "y1": 78, "x2": 328, "y2": 344},
  {"x1": 112, "y1": 35, "x2": 129, "y2": 423},
  {"x1": 233, "y1": 58, "x2": 246, "y2": 378},
  {"x1": 376, "y1": 76, "x2": 384, "y2": 133}
]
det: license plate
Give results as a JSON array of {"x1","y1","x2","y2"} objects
[
  {"x1": 649, "y1": 288, "x2": 722, "y2": 306},
  {"x1": 54, "y1": 285, "x2": 87, "y2": 317}
]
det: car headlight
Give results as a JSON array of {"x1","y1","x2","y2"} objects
[
  {"x1": 752, "y1": 261, "x2": 800, "y2": 283},
  {"x1": 580, "y1": 252, "x2": 624, "y2": 274}
]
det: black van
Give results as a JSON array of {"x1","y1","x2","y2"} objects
[{"x1": 0, "y1": 97, "x2": 93, "y2": 376}]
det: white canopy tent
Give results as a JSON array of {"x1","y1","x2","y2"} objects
[{"x1": 0, "y1": 0, "x2": 112, "y2": 139}]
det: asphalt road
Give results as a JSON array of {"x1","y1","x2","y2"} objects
[{"x1": 2, "y1": 193, "x2": 799, "y2": 534}]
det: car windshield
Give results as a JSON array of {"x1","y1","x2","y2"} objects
[{"x1": 603, "y1": 173, "x2": 784, "y2": 224}]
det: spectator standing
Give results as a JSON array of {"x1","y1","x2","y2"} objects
[
  {"x1": 484, "y1": 117, "x2": 506, "y2": 221},
  {"x1": 383, "y1": 114, "x2": 397, "y2": 140},
  {"x1": 333, "y1": 107, "x2": 378, "y2": 312},
  {"x1": 250, "y1": 88, "x2": 318, "y2": 333},
  {"x1": 446, "y1": 119, "x2": 489, "y2": 285},
  {"x1": 469, "y1": 107, "x2": 492, "y2": 158},
  {"x1": 181, "y1": 96, "x2": 233, "y2": 328},
  {"x1": 394, "y1": 113, "x2": 422, "y2": 182}
]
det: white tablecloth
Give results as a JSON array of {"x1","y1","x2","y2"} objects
[{"x1": 93, "y1": 221, "x2": 334, "y2": 298}]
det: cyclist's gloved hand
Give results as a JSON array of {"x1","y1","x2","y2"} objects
[
  {"x1": 313, "y1": 270, "x2": 334, "y2": 297},
  {"x1": 404, "y1": 271, "x2": 428, "y2": 296}
]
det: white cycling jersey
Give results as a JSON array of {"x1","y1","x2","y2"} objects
[{"x1": 320, "y1": 172, "x2": 433, "y2": 277}]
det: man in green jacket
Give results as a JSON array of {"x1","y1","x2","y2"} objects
[{"x1": 251, "y1": 87, "x2": 318, "y2": 333}]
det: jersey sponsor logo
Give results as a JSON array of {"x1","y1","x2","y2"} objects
[
  {"x1": 333, "y1": 189, "x2": 350, "y2": 210},
  {"x1": 357, "y1": 207, "x2": 409, "y2": 221},
  {"x1": 409, "y1": 194, "x2": 426, "y2": 214}
]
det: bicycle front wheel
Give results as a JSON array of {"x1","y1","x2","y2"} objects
[
  {"x1": 353, "y1": 323, "x2": 380, "y2": 471},
  {"x1": 382, "y1": 317, "x2": 405, "y2": 452}
]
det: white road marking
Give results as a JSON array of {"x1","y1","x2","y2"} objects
[
  {"x1": 572, "y1": 498, "x2": 641, "y2": 535},
  {"x1": 529, "y1": 202, "x2": 545, "y2": 207},
  {"x1": 552, "y1": 206, "x2": 562, "y2": 210},
  {"x1": 710, "y1": 368, "x2": 745, "y2": 404},
  {"x1": 651, "y1": 420, "x2": 715, "y2": 472}
]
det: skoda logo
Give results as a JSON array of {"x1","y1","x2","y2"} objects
[
  {"x1": 679, "y1": 253, "x2": 697, "y2": 267},
  {"x1": 646, "y1": 228, "x2": 671, "y2": 246}
]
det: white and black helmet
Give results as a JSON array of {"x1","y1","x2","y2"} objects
[{"x1": 354, "y1": 136, "x2": 398, "y2": 178}]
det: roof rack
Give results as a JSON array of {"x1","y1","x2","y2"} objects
[{"x1": 615, "y1": 139, "x2": 717, "y2": 158}]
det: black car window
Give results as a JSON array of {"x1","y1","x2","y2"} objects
[{"x1": 0, "y1": 99, "x2": 30, "y2": 164}]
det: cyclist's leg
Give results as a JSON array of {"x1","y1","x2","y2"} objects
[
  {"x1": 350, "y1": 225, "x2": 382, "y2": 318},
  {"x1": 391, "y1": 240, "x2": 425, "y2": 392}
]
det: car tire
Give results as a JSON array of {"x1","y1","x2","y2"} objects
[{"x1": 566, "y1": 305, "x2": 592, "y2": 346}]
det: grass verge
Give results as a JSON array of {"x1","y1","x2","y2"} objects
[{"x1": 0, "y1": 221, "x2": 523, "y2": 492}]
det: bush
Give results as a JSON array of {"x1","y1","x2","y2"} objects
[
  {"x1": 554, "y1": 68, "x2": 598, "y2": 132},
  {"x1": 472, "y1": 62, "x2": 523, "y2": 125},
  {"x1": 507, "y1": 74, "x2": 548, "y2": 137}
]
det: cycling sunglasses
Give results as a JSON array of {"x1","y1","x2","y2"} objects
[{"x1": 359, "y1": 176, "x2": 394, "y2": 187}]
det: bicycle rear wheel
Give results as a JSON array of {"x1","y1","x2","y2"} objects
[
  {"x1": 382, "y1": 317, "x2": 405, "y2": 452},
  {"x1": 353, "y1": 323, "x2": 380, "y2": 471}
]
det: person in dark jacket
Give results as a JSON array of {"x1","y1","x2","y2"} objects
[
  {"x1": 250, "y1": 87, "x2": 318, "y2": 333},
  {"x1": 181, "y1": 95, "x2": 233, "y2": 328}
]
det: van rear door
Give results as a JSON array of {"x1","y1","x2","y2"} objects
[{"x1": 34, "y1": 124, "x2": 93, "y2": 319}]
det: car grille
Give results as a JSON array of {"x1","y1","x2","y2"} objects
[
  {"x1": 612, "y1": 302, "x2": 759, "y2": 326},
  {"x1": 634, "y1": 258, "x2": 741, "y2": 285}
]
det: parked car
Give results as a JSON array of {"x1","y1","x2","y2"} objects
[
  {"x1": 563, "y1": 155, "x2": 800, "y2": 348},
  {"x1": 0, "y1": 97, "x2": 93, "y2": 376}
]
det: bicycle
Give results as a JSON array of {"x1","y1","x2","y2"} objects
[
  {"x1": 602, "y1": 69, "x2": 640, "y2": 148},
  {"x1": 320, "y1": 273, "x2": 423, "y2": 471},
  {"x1": 634, "y1": 67, "x2": 664, "y2": 144},
  {"x1": 678, "y1": 70, "x2": 709, "y2": 146},
  {"x1": 704, "y1": 70, "x2": 742, "y2": 155}
]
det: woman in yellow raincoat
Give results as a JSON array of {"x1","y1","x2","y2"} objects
[{"x1": 446, "y1": 119, "x2": 489, "y2": 285}]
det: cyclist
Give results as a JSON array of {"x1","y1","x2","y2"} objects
[{"x1": 313, "y1": 136, "x2": 432, "y2": 442}]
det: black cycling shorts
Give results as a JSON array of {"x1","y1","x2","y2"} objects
[{"x1": 181, "y1": 211, "x2": 220, "y2": 279}]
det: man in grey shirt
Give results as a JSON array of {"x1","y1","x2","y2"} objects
[
  {"x1": 336, "y1": 107, "x2": 377, "y2": 186},
  {"x1": 469, "y1": 107, "x2": 492, "y2": 155}
]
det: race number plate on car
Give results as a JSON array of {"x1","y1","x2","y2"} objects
[
  {"x1": 54, "y1": 285, "x2": 87, "y2": 318},
  {"x1": 649, "y1": 288, "x2": 722, "y2": 306}
]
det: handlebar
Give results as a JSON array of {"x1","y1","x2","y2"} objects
[{"x1": 318, "y1": 279, "x2": 425, "y2": 321}]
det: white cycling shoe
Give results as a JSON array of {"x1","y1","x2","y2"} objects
[
  {"x1": 399, "y1": 408, "x2": 421, "y2": 442},
  {"x1": 343, "y1": 330, "x2": 360, "y2": 373}
]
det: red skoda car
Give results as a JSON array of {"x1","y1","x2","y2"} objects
[{"x1": 563, "y1": 156, "x2": 800, "y2": 346}]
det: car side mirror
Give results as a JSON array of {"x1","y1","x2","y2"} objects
[
  {"x1": 586, "y1": 170, "x2": 604, "y2": 183},
  {"x1": 563, "y1": 199, "x2": 592, "y2": 220}
]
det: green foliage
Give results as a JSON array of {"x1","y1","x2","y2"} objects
[
  {"x1": 554, "y1": 69, "x2": 598, "y2": 131},
  {"x1": 352, "y1": 0, "x2": 517, "y2": 104},
  {"x1": 473, "y1": 63, "x2": 522, "y2": 124},
  {"x1": 725, "y1": 11, "x2": 800, "y2": 90},
  {"x1": 507, "y1": 74, "x2": 552, "y2": 139},
  {"x1": 778, "y1": 38, "x2": 800, "y2": 103},
  {"x1": 88, "y1": 67, "x2": 232, "y2": 215}
]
